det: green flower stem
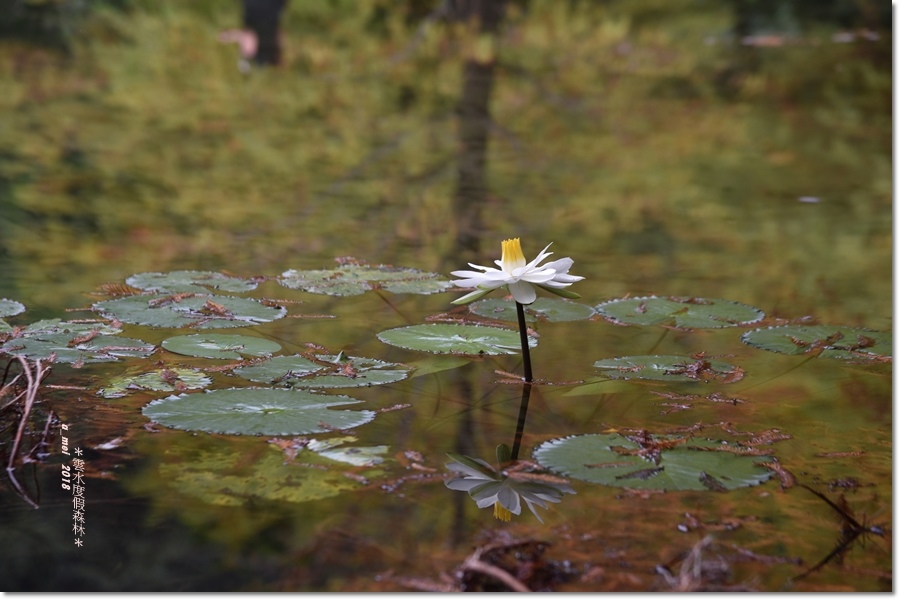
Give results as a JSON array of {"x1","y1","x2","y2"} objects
[{"x1": 515, "y1": 301, "x2": 533, "y2": 383}]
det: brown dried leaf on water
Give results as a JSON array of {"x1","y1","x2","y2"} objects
[
  {"x1": 754, "y1": 459, "x2": 796, "y2": 491},
  {"x1": 815, "y1": 450, "x2": 866, "y2": 458},
  {"x1": 747, "y1": 429, "x2": 792, "y2": 446}
]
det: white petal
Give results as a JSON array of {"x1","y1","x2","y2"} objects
[{"x1": 508, "y1": 280, "x2": 537, "y2": 304}]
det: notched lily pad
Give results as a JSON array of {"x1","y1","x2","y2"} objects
[
  {"x1": 99, "y1": 367, "x2": 211, "y2": 398},
  {"x1": 162, "y1": 333, "x2": 282, "y2": 359},
  {"x1": 596, "y1": 296, "x2": 765, "y2": 329},
  {"x1": 142, "y1": 388, "x2": 376, "y2": 435},
  {"x1": 741, "y1": 325, "x2": 891, "y2": 360},
  {"x1": 234, "y1": 352, "x2": 410, "y2": 388},
  {"x1": 377, "y1": 323, "x2": 536, "y2": 355},
  {"x1": 93, "y1": 294, "x2": 285, "y2": 329},
  {"x1": 279, "y1": 262, "x2": 452, "y2": 297},
  {"x1": 534, "y1": 433, "x2": 773, "y2": 491},
  {"x1": 126, "y1": 270, "x2": 258, "y2": 293},
  {"x1": 470, "y1": 297, "x2": 595, "y2": 323},
  {"x1": 593, "y1": 355, "x2": 744, "y2": 383}
]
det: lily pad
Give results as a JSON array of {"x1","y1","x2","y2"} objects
[
  {"x1": 142, "y1": 388, "x2": 376, "y2": 436},
  {"x1": 0, "y1": 299, "x2": 25, "y2": 318},
  {"x1": 741, "y1": 325, "x2": 892, "y2": 360},
  {"x1": 596, "y1": 296, "x2": 765, "y2": 329},
  {"x1": 159, "y1": 447, "x2": 363, "y2": 507},
  {"x1": 126, "y1": 270, "x2": 258, "y2": 293},
  {"x1": 533, "y1": 433, "x2": 773, "y2": 491},
  {"x1": 93, "y1": 294, "x2": 285, "y2": 329},
  {"x1": 1, "y1": 332, "x2": 154, "y2": 363},
  {"x1": 593, "y1": 355, "x2": 744, "y2": 383},
  {"x1": 99, "y1": 367, "x2": 212, "y2": 399},
  {"x1": 233, "y1": 353, "x2": 410, "y2": 388},
  {"x1": 377, "y1": 323, "x2": 536, "y2": 355},
  {"x1": 279, "y1": 264, "x2": 452, "y2": 296},
  {"x1": 162, "y1": 333, "x2": 282, "y2": 359},
  {"x1": 307, "y1": 436, "x2": 389, "y2": 467},
  {"x1": 470, "y1": 297, "x2": 595, "y2": 323}
]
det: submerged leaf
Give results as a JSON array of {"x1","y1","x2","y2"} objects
[
  {"x1": 99, "y1": 367, "x2": 211, "y2": 398},
  {"x1": 470, "y1": 297, "x2": 595, "y2": 323},
  {"x1": 593, "y1": 355, "x2": 744, "y2": 383},
  {"x1": 596, "y1": 296, "x2": 765, "y2": 329},
  {"x1": 279, "y1": 264, "x2": 452, "y2": 296},
  {"x1": 126, "y1": 270, "x2": 258, "y2": 293},
  {"x1": 93, "y1": 294, "x2": 285, "y2": 329},
  {"x1": 142, "y1": 388, "x2": 376, "y2": 435},
  {"x1": 234, "y1": 353, "x2": 410, "y2": 388},
  {"x1": 377, "y1": 323, "x2": 535, "y2": 355},
  {"x1": 534, "y1": 434, "x2": 773, "y2": 491},
  {"x1": 162, "y1": 333, "x2": 282, "y2": 359},
  {"x1": 741, "y1": 325, "x2": 891, "y2": 360}
]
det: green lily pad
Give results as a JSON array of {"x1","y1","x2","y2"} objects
[
  {"x1": 1, "y1": 332, "x2": 155, "y2": 364},
  {"x1": 741, "y1": 325, "x2": 892, "y2": 360},
  {"x1": 126, "y1": 270, "x2": 258, "y2": 293},
  {"x1": 233, "y1": 353, "x2": 410, "y2": 388},
  {"x1": 162, "y1": 333, "x2": 282, "y2": 359},
  {"x1": 11, "y1": 318, "x2": 123, "y2": 337},
  {"x1": 377, "y1": 323, "x2": 536, "y2": 355},
  {"x1": 593, "y1": 355, "x2": 744, "y2": 383},
  {"x1": 99, "y1": 367, "x2": 212, "y2": 399},
  {"x1": 159, "y1": 447, "x2": 363, "y2": 507},
  {"x1": 534, "y1": 433, "x2": 773, "y2": 491},
  {"x1": 596, "y1": 296, "x2": 765, "y2": 329},
  {"x1": 0, "y1": 299, "x2": 26, "y2": 318},
  {"x1": 470, "y1": 297, "x2": 595, "y2": 323},
  {"x1": 142, "y1": 388, "x2": 376, "y2": 435},
  {"x1": 93, "y1": 294, "x2": 285, "y2": 329},
  {"x1": 279, "y1": 264, "x2": 452, "y2": 296}
]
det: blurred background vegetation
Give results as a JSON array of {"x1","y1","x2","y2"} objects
[{"x1": 0, "y1": 0, "x2": 891, "y2": 326}]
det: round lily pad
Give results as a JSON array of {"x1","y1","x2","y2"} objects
[
  {"x1": 596, "y1": 296, "x2": 765, "y2": 329},
  {"x1": 233, "y1": 353, "x2": 410, "y2": 388},
  {"x1": 741, "y1": 325, "x2": 891, "y2": 360},
  {"x1": 142, "y1": 388, "x2": 376, "y2": 436},
  {"x1": 99, "y1": 367, "x2": 212, "y2": 399},
  {"x1": 594, "y1": 355, "x2": 744, "y2": 383},
  {"x1": 279, "y1": 264, "x2": 452, "y2": 296},
  {"x1": 162, "y1": 334, "x2": 282, "y2": 359},
  {"x1": 1, "y1": 332, "x2": 154, "y2": 364},
  {"x1": 377, "y1": 323, "x2": 536, "y2": 355},
  {"x1": 0, "y1": 299, "x2": 26, "y2": 318},
  {"x1": 534, "y1": 433, "x2": 773, "y2": 491},
  {"x1": 126, "y1": 270, "x2": 258, "y2": 293},
  {"x1": 93, "y1": 294, "x2": 285, "y2": 329},
  {"x1": 470, "y1": 297, "x2": 595, "y2": 323}
]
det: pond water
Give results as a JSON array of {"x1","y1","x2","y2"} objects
[{"x1": 0, "y1": 1, "x2": 891, "y2": 592}]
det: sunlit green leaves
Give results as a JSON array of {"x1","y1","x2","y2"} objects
[
  {"x1": 469, "y1": 297, "x2": 595, "y2": 322},
  {"x1": 93, "y1": 294, "x2": 285, "y2": 329},
  {"x1": 593, "y1": 355, "x2": 744, "y2": 383},
  {"x1": 99, "y1": 367, "x2": 211, "y2": 398},
  {"x1": 596, "y1": 296, "x2": 765, "y2": 329},
  {"x1": 142, "y1": 388, "x2": 376, "y2": 435},
  {"x1": 233, "y1": 353, "x2": 410, "y2": 388},
  {"x1": 162, "y1": 333, "x2": 282, "y2": 359},
  {"x1": 279, "y1": 263, "x2": 452, "y2": 296},
  {"x1": 533, "y1": 434, "x2": 773, "y2": 491},
  {"x1": 377, "y1": 323, "x2": 535, "y2": 355},
  {"x1": 126, "y1": 270, "x2": 259, "y2": 293},
  {"x1": 741, "y1": 325, "x2": 892, "y2": 360}
]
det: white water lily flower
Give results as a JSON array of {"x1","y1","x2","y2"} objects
[
  {"x1": 451, "y1": 238, "x2": 584, "y2": 305},
  {"x1": 445, "y1": 453, "x2": 576, "y2": 523}
]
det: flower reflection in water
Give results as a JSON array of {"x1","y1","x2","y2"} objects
[{"x1": 445, "y1": 445, "x2": 576, "y2": 523}]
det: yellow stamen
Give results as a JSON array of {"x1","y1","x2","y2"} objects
[
  {"x1": 501, "y1": 238, "x2": 526, "y2": 272},
  {"x1": 493, "y1": 502, "x2": 512, "y2": 522}
]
